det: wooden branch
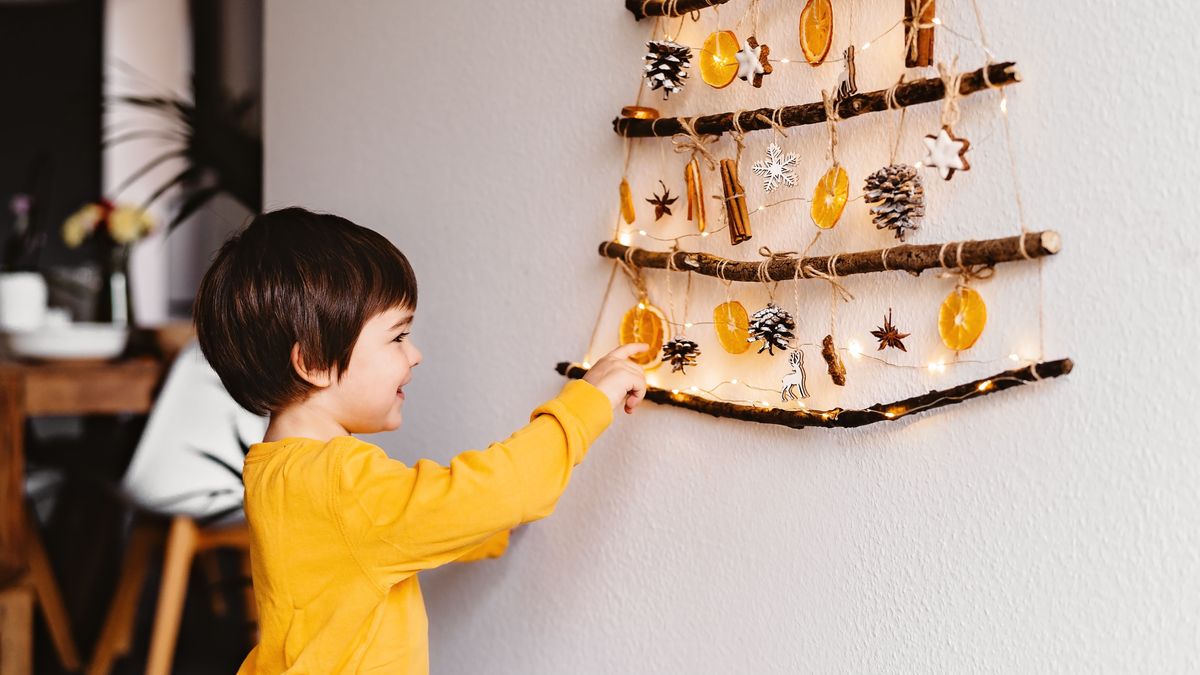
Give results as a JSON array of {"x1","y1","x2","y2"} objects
[
  {"x1": 556, "y1": 358, "x2": 1073, "y2": 429},
  {"x1": 613, "y1": 62, "x2": 1019, "y2": 138},
  {"x1": 626, "y1": 0, "x2": 733, "y2": 20},
  {"x1": 599, "y1": 231, "x2": 1061, "y2": 282}
]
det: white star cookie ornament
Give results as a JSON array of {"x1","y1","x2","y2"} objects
[
  {"x1": 922, "y1": 126, "x2": 971, "y2": 180},
  {"x1": 735, "y1": 36, "x2": 772, "y2": 88}
]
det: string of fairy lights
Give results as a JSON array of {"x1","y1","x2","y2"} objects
[{"x1": 579, "y1": 0, "x2": 1045, "y2": 419}]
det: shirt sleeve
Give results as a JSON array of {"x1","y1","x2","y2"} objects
[
  {"x1": 335, "y1": 378, "x2": 612, "y2": 584},
  {"x1": 453, "y1": 529, "x2": 512, "y2": 563}
]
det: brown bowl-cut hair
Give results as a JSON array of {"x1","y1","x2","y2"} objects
[{"x1": 194, "y1": 207, "x2": 417, "y2": 416}]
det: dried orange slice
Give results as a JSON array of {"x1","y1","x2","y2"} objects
[
  {"x1": 938, "y1": 287, "x2": 988, "y2": 351},
  {"x1": 619, "y1": 300, "x2": 667, "y2": 367},
  {"x1": 810, "y1": 165, "x2": 848, "y2": 230},
  {"x1": 699, "y1": 31, "x2": 740, "y2": 89},
  {"x1": 713, "y1": 301, "x2": 751, "y2": 354},
  {"x1": 799, "y1": 0, "x2": 834, "y2": 66}
]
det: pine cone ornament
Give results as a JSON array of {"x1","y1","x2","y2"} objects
[
  {"x1": 747, "y1": 303, "x2": 796, "y2": 355},
  {"x1": 662, "y1": 335, "x2": 701, "y2": 373},
  {"x1": 863, "y1": 164, "x2": 925, "y2": 241},
  {"x1": 643, "y1": 40, "x2": 691, "y2": 99}
]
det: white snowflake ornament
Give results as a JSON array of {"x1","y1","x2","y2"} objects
[
  {"x1": 734, "y1": 36, "x2": 772, "y2": 88},
  {"x1": 921, "y1": 126, "x2": 971, "y2": 181},
  {"x1": 751, "y1": 143, "x2": 799, "y2": 192}
]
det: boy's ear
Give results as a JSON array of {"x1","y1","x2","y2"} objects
[{"x1": 291, "y1": 342, "x2": 333, "y2": 388}]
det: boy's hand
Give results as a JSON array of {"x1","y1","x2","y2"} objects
[{"x1": 583, "y1": 344, "x2": 649, "y2": 415}]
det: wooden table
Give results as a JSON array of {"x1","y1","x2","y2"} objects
[{"x1": 0, "y1": 323, "x2": 191, "y2": 671}]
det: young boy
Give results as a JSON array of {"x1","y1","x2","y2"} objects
[{"x1": 193, "y1": 207, "x2": 647, "y2": 674}]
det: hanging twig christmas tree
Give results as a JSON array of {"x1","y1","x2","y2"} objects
[{"x1": 559, "y1": 1, "x2": 1071, "y2": 430}]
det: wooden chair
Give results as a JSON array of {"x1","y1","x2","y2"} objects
[
  {"x1": 86, "y1": 341, "x2": 266, "y2": 675},
  {"x1": 0, "y1": 511, "x2": 81, "y2": 675},
  {"x1": 87, "y1": 516, "x2": 254, "y2": 675}
]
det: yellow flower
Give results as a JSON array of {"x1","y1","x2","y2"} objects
[
  {"x1": 62, "y1": 204, "x2": 104, "y2": 248},
  {"x1": 108, "y1": 206, "x2": 155, "y2": 244}
]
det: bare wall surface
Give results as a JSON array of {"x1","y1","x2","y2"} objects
[{"x1": 264, "y1": 1, "x2": 1200, "y2": 672}]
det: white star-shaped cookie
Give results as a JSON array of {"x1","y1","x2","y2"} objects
[
  {"x1": 735, "y1": 37, "x2": 772, "y2": 88},
  {"x1": 922, "y1": 126, "x2": 971, "y2": 180}
]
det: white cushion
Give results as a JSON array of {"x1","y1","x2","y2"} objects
[{"x1": 121, "y1": 340, "x2": 268, "y2": 525}]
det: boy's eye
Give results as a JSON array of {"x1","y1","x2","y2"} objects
[{"x1": 393, "y1": 332, "x2": 410, "y2": 343}]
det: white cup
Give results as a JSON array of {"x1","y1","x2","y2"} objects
[{"x1": 0, "y1": 272, "x2": 49, "y2": 331}]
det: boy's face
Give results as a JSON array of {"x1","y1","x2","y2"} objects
[{"x1": 326, "y1": 305, "x2": 421, "y2": 433}]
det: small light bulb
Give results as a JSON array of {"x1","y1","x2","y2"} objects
[
  {"x1": 797, "y1": 401, "x2": 806, "y2": 408},
  {"x1": 638, "y1": 229, "x2": 647, "y2": 236},
  {"x1": 914, "y1": 161, "x2": 924, "y2": 168},
  {"x1": 730, "y1": 378, "x2": 738, "y2": 384},
  {"x1": 756, "y1": 205, "x2": 765, "y2": 212},
  {"x1": 884, "y1": 411, "x2": 895, "y2": 419},
  {"x1": 1000, "y1": 97, "x2": 1008, "y2": 114},
  {"x1": 977, "y1": 380, "x2": 993, "y2": 392},
  {"x1": 581, "y1": 360, "x2": 591, "y2": 369},
  {"x1": 780, "y1": 58, "x2": 790, "y2": 63},
  {"x1": 1009, "y1": 353, "x2": 1020, "y2": 361},
  {"x1": 671, "y1": 389, "x2": 680, "y2": 395},
  {"x1": 701, "y1": 231, "x2": 710, "y2": 237},
  {"x1": 928, "y1": 359, "x2": 946, "y2": 374},
  {"x1": 618, "y1": 232, "x2": 632, "y2": 245},
  {"x1": 931, "y1": 16, "x2": 942, "y2": 25},
  {"x1": 684, "y1": 322, "x2": 694, "y2": 328},
  {"x1": 690, "y1": 386, "x2": 699, "y2": 392},
  {"x1": 637, "y1": 302, "x2": 646, "y2": 310},
  {"x1": 861, "y1": 41, "x2": 871, "y2": 50},
  {"x1": 848, "y1": 340, "x2": 863, "y2": 358}
]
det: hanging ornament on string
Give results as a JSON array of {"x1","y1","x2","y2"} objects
[
  {"x1": 661, "y1": 249, "x2": 701, "y2": 373},
  {"x1": 699, "y1": 31, "x2": 740, "y2": 89},
  {"x1": 870, "y1": 308, "x2": 910, "y2": 352},
  {"x1": 938, "y1": 287, "x2": 987, "y2": 351},
  {"x1": 810, "y1": 92, "x2": 849, "y2": 230},
  {"x1": 619, "y1": 178, "x2": 637, "y2": 225},
  {"x1": 748, "y1": 303, "x2": 795, "y2": 355},
  {"x1": 618, "y1": 295, "x2": 667, "y2": 368},
  {"x1": 821, "y1": 334, "x2": 847, "y2": 386},
  {"x1": 798, "y1": 0, "x2": 834, "y2": 66},
  {"x1": 779, "y1": 349, "x2": 811, "y2": 402},
  {"x1": 643, "y1": 40, "x2": 692, "y2": 99},
  {"x1": 834, "y1": 45, "x2": 858, "y2": 104},
  {"x1": 719, "y1": 113, "x2": 753, "y2": 245},
  {"x1": 673, "y1": 118, "x2": 718, "y2": 234},
  {"x1": 713, "y1": 300, "x2": 751, "y2": 354},
  {"x1": 734, "y1": 36, "x2": 773, "y2": 88},
  {"x1": 936, "y1": 244, "x2": 993, "y2": 351},
  {"x1": 751, "y1": 143, "x2": 799, "y2": 193},
  {"x1": 646, "y1": 180, "x2": 678, "y2": 220},
  {"x1": 662, "y1": 336, "x2": 701, "y2": 373},
  {"x1": 904, "y1": 0, "x2": 937, "y2": 68},
  {"x1": 615, "y1": 255, "x2": 665, "y2": 368},
  {"x1": 864, "y1": 164, "x2": 925, "y2": 241},
  {"x1": 921, "y1": 61, "x2": 971, "y2": 181},
  {"x1": 751, "y1": 109, "x2": 798, "y2": 194}
]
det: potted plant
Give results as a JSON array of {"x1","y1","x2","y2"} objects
[{"x1": 60, "y1": 200, "x2": 155, "y2": 326}]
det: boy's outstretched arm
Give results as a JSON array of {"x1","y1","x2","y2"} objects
[{"x1": 336, "y1": 344, "x2": 647, "y2": 585}]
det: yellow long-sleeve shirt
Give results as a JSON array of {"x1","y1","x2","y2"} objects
[{"x1": 236, "y1": 379, "x2": 613, "y2": 674}]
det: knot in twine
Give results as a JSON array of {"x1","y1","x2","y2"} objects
[
  {"x1": 821, "y1": 90, "x2": 841, "y2": 164},
  {"x1": 904, "y1": 0, "x2": 936, "y2": 62},
  {"x1": 937, "y1": 59, "x2": 966, "y2": 128},
  {"x1": 937, "y1": 239, "x2": 995, "y2": 286},
  {"x1": 673, "y1": 117, "x2": 720, "y2": 170}
]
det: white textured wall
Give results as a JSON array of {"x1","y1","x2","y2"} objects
[{"x1": 264, "y1": 1, "x2": 1200, "y2": 672}]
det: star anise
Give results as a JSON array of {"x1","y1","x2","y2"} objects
[
  {"x1": 646, "y1": 180, "x2": 678, "y2": 220},
  {"x1": 870, "y1": 308, "x2": 910, "y2": 352}
]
